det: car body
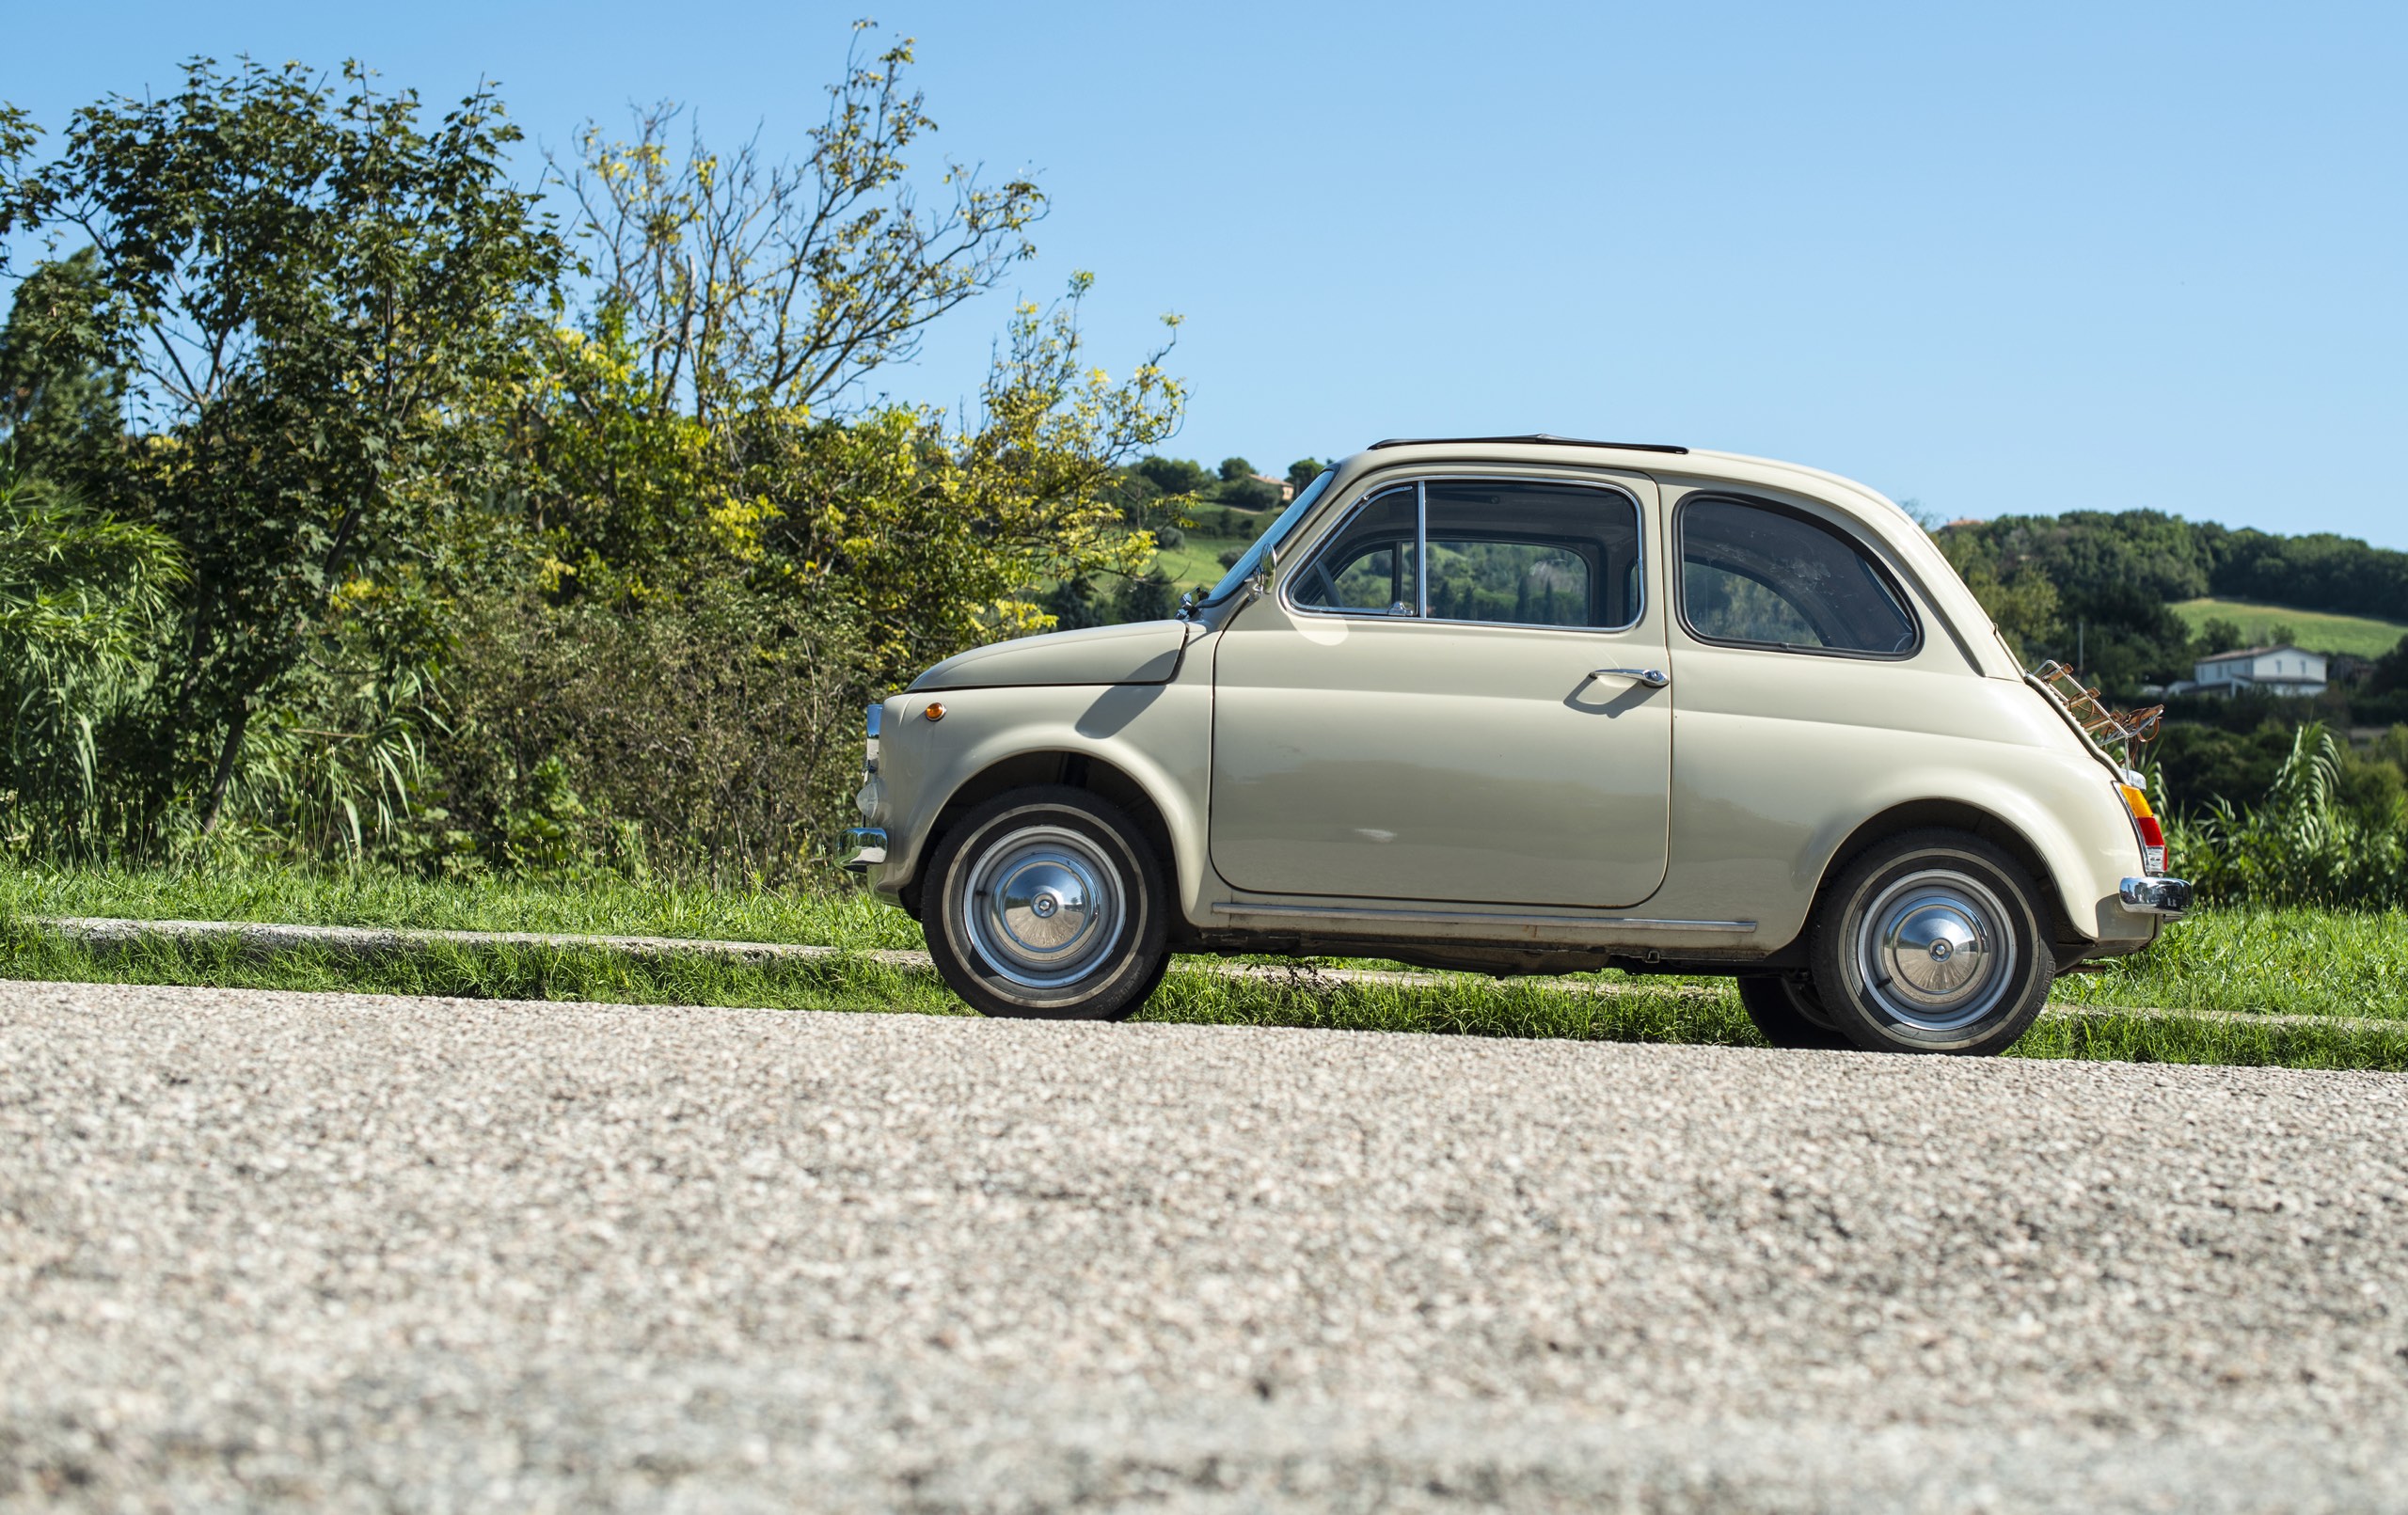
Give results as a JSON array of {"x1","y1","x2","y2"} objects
[{"x1": 847, "y1": 435, "x2": 2191, "y2": 1054}]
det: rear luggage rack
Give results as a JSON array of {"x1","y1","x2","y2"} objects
[{"x1": 2030, "y1": 660, "x2": 2162, "y2": 765}]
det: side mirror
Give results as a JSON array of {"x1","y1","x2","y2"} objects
[{"x1": 1176, "y1": 590, "x2": 1196, "y2": 622}]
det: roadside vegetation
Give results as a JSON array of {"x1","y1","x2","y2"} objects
[{"x1": 6, "y1": 856, "x2": 2403, "y2": 1070}]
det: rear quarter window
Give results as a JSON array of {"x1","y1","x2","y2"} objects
[{"x1": 1677, "y1": 495, "x2": 1919, "y2": 657}]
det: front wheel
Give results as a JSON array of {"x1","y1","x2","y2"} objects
[
  {"x1": 1809, "y1": 829, "x2": 2053, "y2": 1056},
  {"x1": 922, "y1": 785, "x2": 1170, "y2": 1020}
]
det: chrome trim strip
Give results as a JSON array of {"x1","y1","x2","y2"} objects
[
  {"x1": 1280, "y1": 472, "x2": 1649, "y2": 635},
  {"x1": 1210, "y1": 900, "x2": 1754, "y2": 932},
  {"x1": 1416, "y1": 479, "x2": 1429, "y2": 617},
  {"x1": 2118, "y1": 876, "x2": 2193, "y2": 917}
]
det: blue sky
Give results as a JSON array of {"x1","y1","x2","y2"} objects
[{"x1": 8, "y1": 2, "x2": 2405, "y2": 546}]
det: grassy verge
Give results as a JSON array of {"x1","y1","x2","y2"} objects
[
  {"x1": 2051, "y1": 907, "x2": 2408, "y2": 1021},
  {"x1": 0, "y1": 860, "x2": 925, "y2": 951},
  {"x1": 6, "y1": 913, "x2": 2404, "y2": 1073},
  {"x1": 6, "y1": 861, "x2": 2403, "y2": 1069}
]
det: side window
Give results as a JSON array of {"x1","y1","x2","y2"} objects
[
  {"x1": 1291, "y1": 486, "x2": 1419, "y2": 614},
  {"x1": 1678, "y1": 496, "x2": 1917, "y2": 656},
  {"x1": 1423, "y1": 481, "x2": 1640, "y2": 629}
]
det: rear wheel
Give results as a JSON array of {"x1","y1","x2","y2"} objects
[
  {"x1": 1809, "y1": 829, "x2": 2053, "y2": 1056},
  {"x1": 923, "y1": 785, "x2": 1170, "y2": 1020},
  {"x1": 1735, "y1": 973, "x2": 1855, "y2": 1051}
]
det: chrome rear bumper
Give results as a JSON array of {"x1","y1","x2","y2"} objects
[
  {"x1": 2119, "y1": 876, "x2": 2194, "y2": 916},
  {"x1": 842, "y1": 827, "x2": 889, "y2": 875}
]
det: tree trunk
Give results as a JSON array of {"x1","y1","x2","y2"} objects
[{"x1": 198, "y1": 702, "x2": 251, "y2": 834}]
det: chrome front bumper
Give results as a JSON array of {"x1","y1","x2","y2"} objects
[
  {"x1": 842, "y1": 827, "x2": 889, "y2": 875},
  {"x1": 2119, "y1": 876, "x2": 2194, "y2": 916}
]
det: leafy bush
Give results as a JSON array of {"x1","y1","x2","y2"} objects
[
  {"x1": 2174, "y1": 724, "x2": 2407, "y2": 908},
  {"x1": 430, "y1": 580, "x2": 869, "y2": 884},
  {"x1": 0, "y1": 467, "x2": 182, "y2": 855}
]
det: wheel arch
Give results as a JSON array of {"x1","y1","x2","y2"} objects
[
  {"x1": 1804, "y1": 797, "x2": 2086, "y2": 959},
  {"x1": 900, "y1": 749, "x2": 1186, "y2": 935}
]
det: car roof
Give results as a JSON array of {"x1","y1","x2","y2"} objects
[{"x1": 1339, "y1": 437, "x2": 1916, "y2": 529}]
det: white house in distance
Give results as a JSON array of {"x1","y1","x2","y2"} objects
[{"x1": 2190, "y1": 643, "x2": 2328, "y2": 698}]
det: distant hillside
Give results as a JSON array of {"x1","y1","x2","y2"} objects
[
  {"x1": 1934, "y1": 509, "x2": 2408, "y2": 692},
  {"x1": 2171, "y1": 598, "x2": 2408, "y2": 660}
]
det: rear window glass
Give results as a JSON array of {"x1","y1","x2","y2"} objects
[{"x1": 1678, "y1": 497, "x2": 1917, "y2": 655}]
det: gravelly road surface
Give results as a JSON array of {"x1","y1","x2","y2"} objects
[{"x1": 5, "y1": 980, "x2": 2406, "y2": 1512}]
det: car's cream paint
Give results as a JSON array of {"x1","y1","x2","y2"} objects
[
  {"x1": 1208, "y1": 610, "x2": 1673, "y2": 907},
  {"x1": 1207, "y1": 464, "x2": 1672, "y2": 907},
  {"x1": 867, "y1": 440, "x2": 2162, "y2": 959},
  {"x1": 866, "y1": 664, "x2": 1219, "y2": 919},
  {"x1": 910, "y1": 618, "x2": 1193, "y2": 692}
]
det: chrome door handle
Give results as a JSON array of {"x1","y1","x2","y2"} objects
[{"x1": 1588, "y1": 667, "x2": 1669, "y2": 689}]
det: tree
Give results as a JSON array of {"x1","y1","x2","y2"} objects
[
  {"x1": 1133, "y1": 455, "x2": 1211, "y2": 497},
  {"x1": 1, "y1": 58, "x2": 565, "y2": 831},
  {"x1": 2194, "y1": 618, "x2": 2246, "y2": 656},
  {"x1": 746, "y1": 276, "x2": 1184, "y2": 686},
  {"x1": 1286, "y1": 457, "x2": 1323, "y2": 494},
  {"x1": 0, "y1": 250, "x2": 125, "y2": 486},
  {"x1": 1217, "y1": 455, "x2": 1255, "y2": 482},
  {"x1": 551, "y1": 22, "x2": 1043, "y2": 421},
  {"x1": 2367, "y1": 634, "x2": 2408, "y2": 696}
]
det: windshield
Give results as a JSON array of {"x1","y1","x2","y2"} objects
[{"x1": 1199, "y1": 468, "x2": 1335, "y2": 606}]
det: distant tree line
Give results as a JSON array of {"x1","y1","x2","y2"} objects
[{"x1": 1936, "y1": 509, "x2": 2408, "y2": 695}]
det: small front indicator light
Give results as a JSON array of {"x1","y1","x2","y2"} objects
[
  {"x1": 925, "y1": 702, "x2": 946, "y2": 722},
  {"x1": 2116, "y1": 782, "x2": 2168, "y2": 875}
]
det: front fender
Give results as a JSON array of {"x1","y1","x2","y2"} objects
[{"x1": 867, "y1": 679, "x2": 1214, "y2": 922}]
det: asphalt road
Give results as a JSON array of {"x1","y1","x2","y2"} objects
[{"x1": 5, "y1": 980, "x2": 2406, "y2": 1512}]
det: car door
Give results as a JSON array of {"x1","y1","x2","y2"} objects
[{"x1": 1209, "y1": 471, "x2": 1671, "y2": 908}]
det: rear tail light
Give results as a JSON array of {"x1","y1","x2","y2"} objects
[{"x1": 2116, "y1": 782, "x2": 2167, "y2": 876}]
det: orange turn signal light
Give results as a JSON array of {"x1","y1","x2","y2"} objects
[
  {"x1": 2117, "y1": 781, "x2": 2168, "y2": 866},
  {"x1": 924, "y1": 702, "x2": 946, "y2": 722}
]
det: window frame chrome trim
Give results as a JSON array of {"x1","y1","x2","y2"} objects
[
  {"x1": 1279, "y1": 471, "x2": 1650, "y2": 636},
  {"x1": 1671, "y1": 490, "x2": 1925, "y2": 662}
]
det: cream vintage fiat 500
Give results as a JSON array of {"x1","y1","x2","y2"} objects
[{"x1": 846, "y1": 435, "x2": 2190, "y2": 1056}]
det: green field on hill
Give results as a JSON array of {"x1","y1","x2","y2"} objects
[
  {"x1": 2173, "y1": 598, "x2": 2408, "y2": 659},
  {"x1": 1151, "y1": 502, "x2": 1278, "y2": 595}
]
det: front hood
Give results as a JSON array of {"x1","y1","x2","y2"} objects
[{"x1": 909, "y1": 620, "x2": 1194, "y2": 692}]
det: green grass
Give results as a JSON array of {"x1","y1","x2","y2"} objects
[
  {"x1": 0, "y1": 859, "x2": 926, "y2": 951},
  {"x1": 5, "y1": 919, "x2": 2401, "y2": 1072},
  {"x1": 2052, "y1": 907, "x2": 2408, "y2": 1021},
  {"x1": 2172, "y1": 596, "x2": 2408, "y2": 659},
  {"x1": 5, "y1": 861, "x2": 2404, "y2": 1070},
  {"x1": 1152, "y1": 529, "x2": 1256, "y2": 594}
]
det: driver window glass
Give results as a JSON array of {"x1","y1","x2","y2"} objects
[
  {"x1": 1423, "y1": 480, "x2": 1639, "y2": 628},
  {"x1": 1291, "y1": 487, "x2": 1419, "y2": 614},
  {"x1": 1678, "y1": 497, "x2": 1917, "y2": 655}
]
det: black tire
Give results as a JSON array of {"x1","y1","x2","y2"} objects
[
  {"x1": 1735, "y1": 973, "x2": 1856, "y2": 1051},
  {"x1": 922, "y1": 785, "x2": 1170, "y2": 1020},
  {"x1": 1809, "y1": 829, "x2": 2053, "y2": 1056}
]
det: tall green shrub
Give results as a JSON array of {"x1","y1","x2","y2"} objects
[
  {"x1": 2176, "y1": 724, "x2": 2407, "y2": 908},
  {"x1": 0, "y1": 467, "x2": 182, "y2": 854}
]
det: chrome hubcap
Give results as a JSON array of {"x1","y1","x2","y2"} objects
[
  {"x1": 1856, "y1": 869, "x2": 2016, "y2": 1034},
  {"x1": 959, "y1": 825, "x2": 1123, "y2": 989}
]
